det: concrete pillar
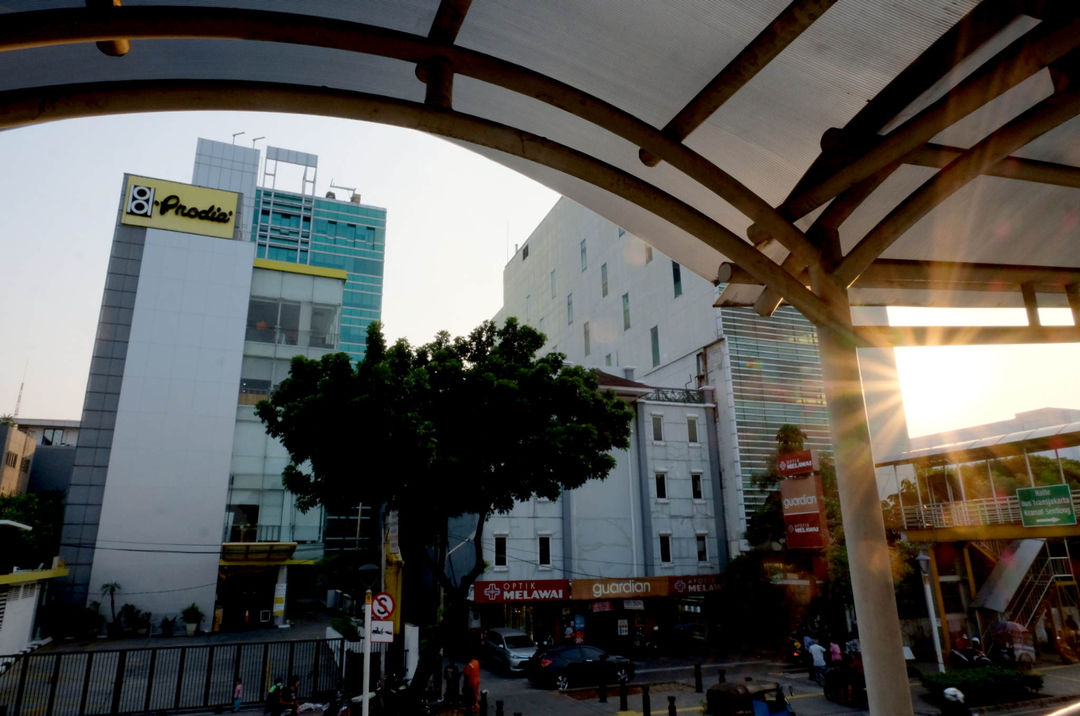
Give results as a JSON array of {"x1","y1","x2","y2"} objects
[
  {"x1": 818, "y1": 326, "x2": 913, "y2": 716},
  {"x1": 273, "y1": 564, "x2": 287, "y2": 626}
]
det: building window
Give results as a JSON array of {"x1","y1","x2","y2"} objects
[
  {"x1": 659, "y1": 534, "x2": 671, "y2": 564},
  {"x1": 645, "y1": 245, "x2": 653, "y2": 264},
  {"x1": 4, "y1": 452, "x2": 16, "y2": 468},
  {"x1": 655, "y1": 473, "x2": 667, "y2": 499},
  {"x1": 567, "y1": 293, "x2": 574, "y2": 325},
  {"x1": 687, "y1": 416, "x2": 699, "y2": 443},
  {"x1": 601, "y1": 263, "x2": 608, "y2": 297},
  {"x1": 672, "y1": 261, "x2": 683, "y2": 298},
  {"x1": 618, "y1": 227, "x2": 626, "y2": 238},
  {"x1": 624, "y1": 367, "x2": 634, "y2": 380},
  {"x1": 42, "y1": 428, "x2": 63, "y2": 446},
  {"x1": 695, "y1": 352, "x2": 706, "y2": 378},
  {"x1": 550, "y1": 268, "x2": 556, "y2": 299},
  {"x1": 310, "y1": 305, "x2": 338, "y2": 349},
  {"x1": 494, "y1": 535, "x2": 507, "y2": 567},
  {"x1": 605, "y1": 353, "x2": 613, "y2": 367},
  {"x1": 692, "y1": 473, "x2": 703, "y2": 500},
  {"x1": 622, "y1": 293, "x2": 631, "y2": 330},
  {"x1": 651, "y1": 414, "x2": 663, "y2": 441},
  {"x1": 538, "y1": 535, "x2": 551, "y2": 566},
  {"x1": 525, "y1": 294, "x2": 532, "y2": 322},
  {"x1": 696, "y1": 534, "x2": 708, "y2": 562},
  {"x1": 246, "y1": 298, "x2": 300, "y2": 345},
  {"x1": 522, "y1": 245, "x2": 529, "y2": 260},
  {"x1": 19, "y1": 457, "x2": 30, "y2": 474},
  {"x1": 584, "y1": 322, "x2": 591, "y2": 356},
  {"x1": 650, "y1": 326, "x2": 660, "y2": 367},
  {"x1": 580, "y1": 238, "x2": 587, "y2": 271}
]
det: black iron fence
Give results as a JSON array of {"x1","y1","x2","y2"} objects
[{"x1": 0, "y1": 637, "x2": 346, "y2": 716}]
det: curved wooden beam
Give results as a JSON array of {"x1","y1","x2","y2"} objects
[
  {"x1": 783, "y1": 15, "x2": 1080, "y2": 220},
  {"x1": 0, "y1": 78, "x2": 857, "y2": 344},
  {"x1": 0, "y1": 5, "x2": 822, "y2": 269},
  {"x1": 638, "y1": 0, "x2": 837, "y2": 167},
  {"x1": 835, "y1": 85, "x2": 1080, "y2": 286}
]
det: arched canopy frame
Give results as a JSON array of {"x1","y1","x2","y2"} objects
[{"x1": 4, "y1": 4, "x2": 1080, "y2": 715}]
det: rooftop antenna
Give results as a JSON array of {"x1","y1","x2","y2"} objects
[
  {"x1": 13, "y1": 360, "x2": 27, "y2": 419},
  {"x1": 231, "y1": 131, "x2": 245, "y2": 145}
]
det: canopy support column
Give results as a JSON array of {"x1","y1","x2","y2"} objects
[{"x1": 818, "y1": 313, "x2": 913, "y2": 716}]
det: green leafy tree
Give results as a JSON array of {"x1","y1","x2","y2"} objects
[
  {"x1": 0, "y1": 490, "x2": 63, "y2": 573},
  {"x1": 258, "y1": 319, "x2": 633, "y2": 684}
]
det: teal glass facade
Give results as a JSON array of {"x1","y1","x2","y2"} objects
[
  {"x1": 252, "y1": 188, "x2": 385, "y2": 361},
  {"x1": 719, "y1": 305, "x2": 831, "y2": 518}
]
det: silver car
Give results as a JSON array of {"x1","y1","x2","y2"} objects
[{"x1": 483, "y1": 628, "x2": 537, "y2": 674}]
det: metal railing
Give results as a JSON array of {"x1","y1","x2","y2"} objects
[
  {"x1": 886, "y1": 490, "x2": 1080, "y2": 530},
  {"x1": 643, "y1": 388, "x2": 705, "y2": 404},
  {"x1": 0, "y1": 637, "x2": 346, "y2": 716}
]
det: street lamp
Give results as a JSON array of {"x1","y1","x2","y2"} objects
[{"x1": 917, "y1": 549, "x2": 946, "y2": 673}]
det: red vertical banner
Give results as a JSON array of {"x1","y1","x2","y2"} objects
[{"x1": 781, "y1": 475, "x2": 830, "y2": 549}]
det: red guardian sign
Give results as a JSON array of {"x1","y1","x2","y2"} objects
[
  {"x1": 780, "y1": 475, "x2": 830, "y2": 549},
  {"x1": 472, "y1": 579, "x2": 570, "y2": 603},
  {"x1": 777, "y1": 450, "x2": 820, "y2": 477}
]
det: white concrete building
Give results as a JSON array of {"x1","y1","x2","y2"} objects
[
  {"x1": 494, "y1": 198, "x2": 838, "y2": 556},
  {"x1": 57, "y1": 173, "x2": 348, "y2": 629}
]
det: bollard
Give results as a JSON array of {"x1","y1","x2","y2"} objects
[
  {"x1": 480, "y1": 689, "x2": 489, "y2": 716},
  {"x1": 495, "y1": 699, "x2": 504, "y2": 716},
  {"x1": 695, "y1": 663, "x2": 703, "y2": 693},
  {"x1": 599, "y1": 675, "x2": 607, "y2": 703},
  {"x1": 642, "y1": 684, "x2": 651, "y2": 716},
  {"x1": 667, "y1": 694, "x2": 677, "y2": 716},
  {"x1": 620, "y1": 680, "x2": 629, "y2": 710}
]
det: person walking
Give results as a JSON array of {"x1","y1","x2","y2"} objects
[
  {"x1": 463, "y1": 658, "x2": 481, "y2": 714},
  {"x1": 233, "y1": 677, "x2": 243, "y2": 712},
  {"x1": 808, "y1": 640, "x2": 827, "y2": 685}
]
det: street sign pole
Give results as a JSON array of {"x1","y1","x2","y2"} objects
[{"x1": 362, "y1": 590, "x2": 372, "y2": 716}]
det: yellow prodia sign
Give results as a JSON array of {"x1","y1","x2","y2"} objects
[{"x1": 121, "y1": 175, "x2": 239, "y2": 239}]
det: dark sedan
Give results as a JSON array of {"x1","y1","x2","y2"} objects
[{"x1": 526, "y1": 645, "x2": 634, "y2": 691}]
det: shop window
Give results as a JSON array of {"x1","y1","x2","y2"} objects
[
  {"x1": 494, "y1": 535, "x2": 507, "y2": 568},
  {"x1": 655, "y1": 473, "x2": 667, "y2": 499},
  {"x1": 692, "y1": 473, "x2": 703, "y2": 500},
  {"x1": 538, "y1": 535, "x2": 551, "y2": 566},
  {"x1": 696, "y1": 534, "x2": 708, "y2": 562},
  {"x1": 659, "y1": 534, "x2": 671, "y2": 564}
]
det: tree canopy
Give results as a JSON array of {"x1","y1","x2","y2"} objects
[{"x1": 257, "y1": 318, "x2": 633, "y2": 598}]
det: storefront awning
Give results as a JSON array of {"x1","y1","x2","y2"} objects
[{"x1": 220, "y1": 541, "x2": 299, "y2": 565}]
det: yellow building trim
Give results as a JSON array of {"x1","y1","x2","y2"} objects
[
  {"x1": 906, "y1": 525, "x2": 1080, "y2": 542},
  {"x1": 0, "y1": 565, "x2": 69, "y2": 585},
  {"x1": 219, "y1": 559, "x2": 318, "y2": 567},
  {"x1": 253, "y1": 258, "x2": 347, "y2": 281}
]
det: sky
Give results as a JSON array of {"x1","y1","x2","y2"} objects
[{"x1": 1, "y1": 111, "x2": 1079, "y2": 438}]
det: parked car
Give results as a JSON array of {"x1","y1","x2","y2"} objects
[
  {"x1": 527, "y1": 644, "x2": 634, "y2": 691},
  {"x1": 483, "y1": 628, "x2": 538, "y2": 674}
]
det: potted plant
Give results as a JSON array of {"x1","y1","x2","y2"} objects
[{"x1": 181, "y1": 603, "x2": 204, "y2": 636}]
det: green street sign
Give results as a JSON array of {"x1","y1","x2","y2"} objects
[{"x1": 1017, "y1": 484, "x2": 1076, "y2": 527}]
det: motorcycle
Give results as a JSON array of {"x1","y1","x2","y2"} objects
[{"x1": 948, "y1": 641, "x2": 991, "y2": 670}]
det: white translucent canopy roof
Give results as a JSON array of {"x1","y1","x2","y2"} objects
[{"x1": 2, "y1": 1, "x2": 1079, "y2": 343}]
